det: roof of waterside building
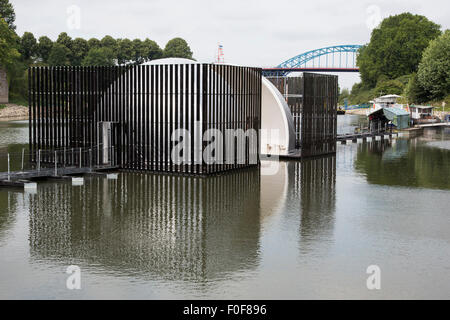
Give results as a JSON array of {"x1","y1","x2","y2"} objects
[
  {"x1": 384, "y1": 107, "x2": 410, "y2": 116},
  {"x1": 411, "y1": 105, "x2": 435, "y2": 109}
]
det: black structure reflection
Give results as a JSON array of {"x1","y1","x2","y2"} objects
[
  {"x1": 287, "y1": 155, "x2": 336, "y2": 246},
  {"x1": 29, "y1": 170, "x2": 261, "y2": 281}
]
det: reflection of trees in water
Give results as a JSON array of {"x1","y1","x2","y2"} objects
[
  {"x1": 29, "y1": 169, "x2": 261, "y2": 281},
  {"x1": 355, "y1": 138, "x2": 450, "y2": 190},
  {"x1": 287, "y1": 155, "x2": 336, "y2": 247}
]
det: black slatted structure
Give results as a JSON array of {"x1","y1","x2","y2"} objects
[
  {"x1": 266, "y1": 73, "x2": 337, "y2": 157},
  {"x1": 29, "y1": 64, "x2": 262, "y2": 175}
]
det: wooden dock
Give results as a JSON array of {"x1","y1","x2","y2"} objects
[
  {"x1": 0, "y1": 165, "x2": 119, "y2": 188},
  {"x1": 337, "y1": 132, "x2": 398, "y2": 143},
  {"x1": 416, "y1": 122, "x2": 450, "y2": 128}
]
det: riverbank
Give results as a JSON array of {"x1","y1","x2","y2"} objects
[
  {"x1": 0, "y1": 104, "x2": 28, "y2": 121},
  {"x1": 344, "y1": 108, "x2": 369, "y2": 115}
]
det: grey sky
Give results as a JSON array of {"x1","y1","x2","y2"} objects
[{"x1": 11, "y1": 0, "x2": 450, "y2": 90}]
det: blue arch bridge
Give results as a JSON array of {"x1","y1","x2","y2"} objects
[{"x1": 262, "y1": 44, "x2": 362, "y2": 76}]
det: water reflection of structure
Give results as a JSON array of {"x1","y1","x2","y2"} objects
[
  {"x1": 0, "y1": 191, "x2": 18, "y2": 240},
  {"x1": 290, "y1": 155, "x2": 337, "y2": 243},
  {"x1": 354, "y1": 136, "x2": 450, "y2": 190},
  {"x1": 29, "y1": 170, "x2": 261, "y2": 281},
  {"x1": 261, "y1": 156, "x2": 336, "y2": 252}
]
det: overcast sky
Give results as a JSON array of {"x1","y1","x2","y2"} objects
[{"x1": 11, "y1": 0, "x2": 450, "y2": 90}]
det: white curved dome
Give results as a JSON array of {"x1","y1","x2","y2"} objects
[
  {"x1": 260, "y1": 77, "x2": 296, "y2": 156},
  {"x1": 142, "y1": 58, "x2": 197, "y2": 65}
]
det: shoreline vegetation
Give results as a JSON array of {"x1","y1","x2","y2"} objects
[
  {"x1": 1, "y1": 0, "x2": 195, "y2": 109},
  {"x1": 339, "y1": 13, "x2": 449, "y2": 109}
]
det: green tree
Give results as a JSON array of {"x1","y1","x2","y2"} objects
[
  {"x1": 37, "y1": 36, "x2": 53, "y2": 63},
  {"x1": 404, "y1": 73, "x2": 430, "y2": 104},
  {"x1": 19, "y1": 32, "x2": 37, "y2": 60},
  {"x1": 0, "y1": 0, "x2": 15, "y2": 30},
  {"x1": 132, "y1": 39, "x2": 146, "y2": 64},
  {"x1": 100, "y1": 35, "x2": 116, "y2": 50},
  {"x1": 143, "y1": 38, "x2": 163, "y2": 61},
  {"x1": 357, "y1": 13, "x2": 441, "y2": 87},
  {"x1": 417, "y1": 30, "x2": 450, "y2": 100},
  {"x1": 373, "y1": 79, "x2": 404, "y2": 96},
  {"x1": 47, "y1": 43, "x2": 71, "y2": 66},
  {"x1": 87, "y1": 38, "x2": 101, "y2": 49},
  {"x1": 71, "y1": 37, "x2": 89, "y2": 66},
  {"x1": 81, "y1": 47, "x2": 115, "y2": 66},
  {"x1": 56, "y1": 32, "x2": 73, "y2": 49},
  {"x1": 338, "y1": 88, "x2": 350, "y2": 105},
  {"x1": 0, "y1": 18, "x2": 19, "y2": 69},
  {"x1": 117, "y1": 38, "x2": 134, "y2": 65},
  {"x1": 163, "y1": 37, "x2": 193, "y2": 59}
]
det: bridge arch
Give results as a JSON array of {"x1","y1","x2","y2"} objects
[
  {"x1": 263, "y1": 45, "x2": 362, "y2": 76},
  {"x1": 277, "y1": 45, "x2": 362, "y2": 69}
]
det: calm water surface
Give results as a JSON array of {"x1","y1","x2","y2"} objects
[{"x1": 0, "y1": 116, "x2": 449, "y2": 299}]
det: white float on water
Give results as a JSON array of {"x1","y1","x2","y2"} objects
[
  {"x1": 24, "y1": 182, "x2": 37, "y2": 194},
  {"x1": 72, "y1": 177, "x2": 84, "y2": 186},
  {"x1": 107, "y1": 173, "x2": 118, "y2": 180}
]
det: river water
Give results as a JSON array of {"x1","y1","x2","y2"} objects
[{"x1": 0, "y1": 115, "x2": 449, "y2": 299}]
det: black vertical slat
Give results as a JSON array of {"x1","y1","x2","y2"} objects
[
  {"x1": 63, "y1": 67, "x2": 67, "y2": 152},
  {"x1": 81, "y1": 67, "x2": 86, "y2": 154},
  {"x1": 196, "y1": 64, "x2": 201, "y2": 174},
  {"x1": 70, "y1": 67, "x2": 75, "y2": 151},
  {"x1": 77, "y1": 66, "x2": 82, "y2": 152},
  {"x1": 213, "y1": 64, "x2": 218, "y2": 173},
  {"x1": 168, "y1": 64, "x2": 173, "y2": 172},
  {"x1": 164, "y1": 64, "x2": 169, "y2": 172},
  {"x1": 150, "y1": 65, "x2": 155, "y2": 171},
  {"x1": 190, "y1": 64, "x2": 195, "y2": 174},
  {"x1": 93, "y1": 66, "x2": 98, "y2": 162},
  {"x1": 125, "y1": 66, "x2": 134, "y2": 169},
  {"x1": 32, "y1": 67, "x2": 37, "y2": 161},
  {"x1": 133, "y1": 65, "x2": 138, "y2": 169},
  {"x1": 246, "y1": 67, "x2": 250, "y2": 165},
  {"x1": 44, "y1": 67, "x2": 49, "y2": 159},
  {"x1": 50, "y1": 67, "x2": 55, "y2": 153},
  {"x1": 130, "y1": 65, "x2": 134, "y2": 168},
  {"x1": 28, "y1": 68, "x2": 32, "y2": 158},
  {"x1": 55, "y1": 67, "x2": 60, "y2": 150},
  {"x1": 201, "y1": 64, "x2": 207, "y2": 174},
  {"x1": 159, "y1": 64, "x2": 164, "y2": 172},
  {"x1": 118, "y1": 66, "x2": 123, "y2": 167},
  {"x1": 225, "y1": 65, "x2": 230, "y2": 171},
  {"x1": 137, "y1": 66, "x2": 141, "y2": 169},
  {"x1": 87, "y1": 66, "x2": 92, "y2": 152},
  {"x1": 208, "y1": 64, "x2": 212, "y2": 173},
  {"x1": 154, "y1": 64, "x2": 159, "y2": 171},
  {"x1": 145, "y1": 65, "x2": 150, "y2": 171},
  {"x1": 36, "y1": 68, "x2": 41, "y2": 154},
  {"x1": 174, "y1": 64, "x2": 179, "y2": 173},
  {"x1": 122, "y1": 66, "x2": 127, "y2": 168},
  {"x1": 183, "y1": 64, "x2": 188, "y2": 174},
  {"x1": 237, "y1": 66, "x2": 241, "y2": 167},
  {"x1": 219, "y1": 64, "x2": 224, "y2": 172}
]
